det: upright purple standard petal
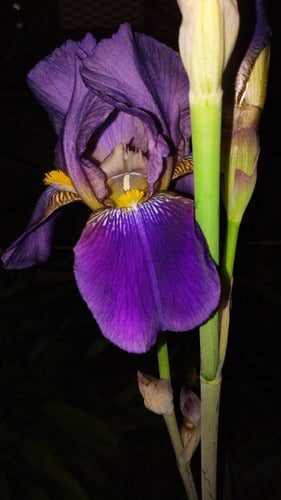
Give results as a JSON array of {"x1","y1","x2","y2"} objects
[
  {"x1": 77, "y1": 110, "x2": 148, "y2": 165},
  {"x1": 80, "y1": 23, "x2": 190, "y2": 187},
  {"x1": 65, "y1": 63, "x2": 168, "y2": 198},
  {"x1": 134, "y1": 31, "x2": 190, "y2": 160},
  {"x1": 81, "y1": 24, "x2": 190, "y2": 153},
  {"x1": 74, "y1": 194, "x2": 220, "y2": 353},
  {"x1": 27, "y1": 33, "x2": 96, "y2": 134}
]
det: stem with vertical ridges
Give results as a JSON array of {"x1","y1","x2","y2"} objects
[
  {"x1": 190, "y1": 97, "x2": 221, "y2": 500},
  {"x1": 157, "y1": 335, "x2": 198, "y2": 499}
]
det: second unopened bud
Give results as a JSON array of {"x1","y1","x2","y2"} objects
[{"x1": 137, "y1": 372, "x2": 174, "y2": 416}]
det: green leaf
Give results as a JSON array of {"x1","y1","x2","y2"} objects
[
  {"x1": 0, "y1": 466, "x2": 10, "y2": 500},
  {"x1": 19, "y1": 480, "x2": 52, "y2": 500},
  {"x1": 16, "y1": 437, "x2": 90, "y2": 499},
  {"x1": 42, "y1": 402, "x2": 118, "y2": 447},
  {"x1": 85, "y1": 336, "x2": 110, "y2": 358}
]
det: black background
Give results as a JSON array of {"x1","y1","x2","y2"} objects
[{"x1": 0, "y1": 1, "x2": 280, "y2": 499}]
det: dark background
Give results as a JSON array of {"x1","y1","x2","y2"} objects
[{"x1": 0, "y1": 1, "x2": 280, "y2": 499}]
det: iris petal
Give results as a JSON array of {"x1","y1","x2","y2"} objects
[
  {"x1": 2, "y1": 186, "x2": 80, "y2": 269},
  {"x1": 28, "y1": 33, "x2": 96, "y2": 134},
  {"x1": 74, "y1": 194, "x2": 220, "y2": 353},
  {"x1": 134, "y1": 31, "x2": 190, "y2": 159},
  {"x1": 81, "y1": 24, "x2": 190, "y2": 152},
  {"x1": 79, "y1": 111, "x2": 148, "y2": 165},
  {"x1": 175, "y1": 174, "x2": 194, "y2": 197},
  {"x1": 80, "y1": 23, "x2": 190, "y2": 189},
  {"x1": 62, "y1": 62, "x2": 111, "y2": 207}
]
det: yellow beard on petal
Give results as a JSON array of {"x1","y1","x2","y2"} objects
[
  {"x1": 43, "y1": 170, "x2": 74, "y2": 188},
  {"x1": 116, "y1": 189, "x2": 144, "y2": 210}
]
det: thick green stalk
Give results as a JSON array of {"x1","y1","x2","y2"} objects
[
  {"x1": 191, "y1": 101, "x2": 221, "y2": 264},
  {"x1": 199, "y1": 317, "x2": 219, "y2": 382},
  {"x1": 190, "y1": 99, "x2": 221, "y2": 500},
  {"x1": 200, "y1": 378, "x2": 221, "y2": 499},
  {"x1": 157, "y1": 336, "x2": 198, "y2": 500}
]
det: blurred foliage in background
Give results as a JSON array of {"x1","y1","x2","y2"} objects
[{"x1": 0, "y1": 0, "x2": 280, "y2": 498}]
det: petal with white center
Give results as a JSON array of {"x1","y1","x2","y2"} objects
[{"x1": 74, "y1": 193, "x2": 220, "y2": 353}]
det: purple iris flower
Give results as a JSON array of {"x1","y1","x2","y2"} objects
[{"x1": 2, "y1": 24, "x2": 220, "y2": 353}]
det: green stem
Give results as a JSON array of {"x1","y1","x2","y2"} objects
[
  {"x1": 164, "y1": 413, "x2": 198, "y2": 500},
  {"x1": 199, "y1": 316, "x2": 219, "y2": 381},
  {"x1": 222, "y1": 218, "x2": 240, "y2": 281},
  {"x1": 157, "y1": 336, "x2": 198, "y2": 500},
  {"x1": 157, "y1": 334, "x2": 171, "y2": 380},
  {"x1": 191, "y1": 98, "x2": 220, "y2": 384},
  {"x1": 217, "y1": 218, "x2": 240, "y2": 374},
  {"x1": 191, "y1": 101, "x2": 221, "y2": 264},
  {"x1": 190, "y1": 99, "x2": 221, "y2": 499},
  {"x1": 200, "y1": 378, "x2": 221, "y2": 500}
]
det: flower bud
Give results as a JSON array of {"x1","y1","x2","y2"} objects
[
  {"x1": 234, "y1": 44, "x2": 270, "y2": 132},
  {"x1": 180, "y1": 386, "x2": 201, "y2": 426},
  {"x1": 222, "y1": 127, "x2": 259, "y2": 222},
  {"x1": 179, "y1": 424, "x2": 201, "y2": 464},
  {"x1": 179, "y1": 387, "x2": 201, "y2": 463},
  {"x1": 221, "y1": 0, "x2": 271, "y2": 221},
  {"x1": 137, "y1": 372, "x2": 174, "y2": 416},
  {"x1": 177, "y1": 0, "x2": 239, "y2": 103}
]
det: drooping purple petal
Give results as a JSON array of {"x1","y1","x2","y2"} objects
[
  {"x1": 235, "y1": 0, "x2": 271, "y2": 105},
  {"x1": 27, "y1": 33, "x2": 96, "y2": 134},
  {"x1": 1, "y1": 186, "x2": 80, "y2": 269},
  {"x1": 74, "y1": 193, "x2": 220, "y2": 353}
]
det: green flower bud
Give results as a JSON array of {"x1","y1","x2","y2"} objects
[
  {"x1": 222, "y1": 127, "x2": 259, "y2": 222},
  {"x1": 222, "y1": 44, "x2": 270, "y2": 222},
  {"x1": 179, "y1": 387, "x2": 201, "y2": 464}
]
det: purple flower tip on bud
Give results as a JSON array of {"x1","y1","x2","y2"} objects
[
  {"x1": 179, "y1": 386, "x2": 201, "y2": 464},
  {"x1": 180, "y1": 386, "x2": 201, "y2": 427},
  {"x1": 137, "y1": 371, "x2": 174, "y2": 416}
]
